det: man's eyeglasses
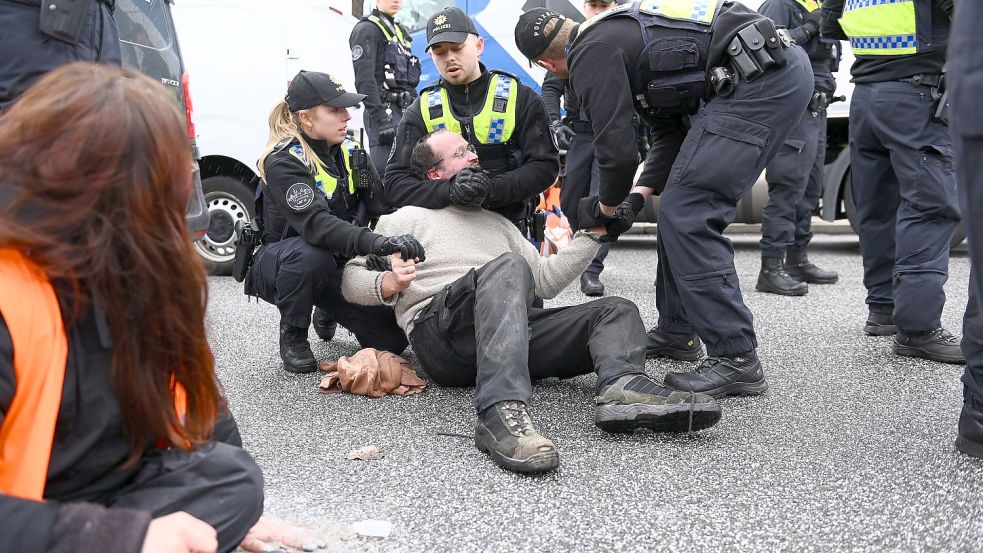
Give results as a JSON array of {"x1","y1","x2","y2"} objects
[{"x1": 430, "y1": 144, "x2": 477, "y2": 168}]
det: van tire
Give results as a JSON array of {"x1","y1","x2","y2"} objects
[{"x1": 194, "y1": 175, "x2": 255, "y2": 275}]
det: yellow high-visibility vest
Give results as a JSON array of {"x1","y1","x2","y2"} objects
[
  {"x1": 420, "y1": 72, "x2": 518, "y2": 145},
  {"x1": 839, "y1": 0, "x2": 918, "y2": 56},
  {"x1": 287, "y1": 139, "x2": 359, "y2": 197}
]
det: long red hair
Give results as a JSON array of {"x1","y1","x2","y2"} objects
[{"x1": 0, "y1": 63, "x2": 219, "y2": 461}]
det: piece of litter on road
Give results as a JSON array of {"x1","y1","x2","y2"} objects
[
  {"x1": 346, "y1": 445, "x2": 384, "y2": 460},
  {"x1": 351, "y1": 519, "x2": 392, "y2": 538}
]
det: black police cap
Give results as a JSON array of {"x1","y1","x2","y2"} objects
[
  {"x1": 514, "y1": 8, "x2": 567, "y2": 61},
  {"x1": 285, "y1": 70, "x2": 366, "y2": 112},
  {"x1": 425, "y1": 7, "x2": 479, "y2": 52}
]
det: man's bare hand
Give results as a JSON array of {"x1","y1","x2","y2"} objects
[
  {"x1": 141, "y1": 512, "x2": 217, "y2": 553},
  {"x1": 381, "y1": 253, "x2": 417, "y2": 299},
  {"x1": 240, "y1": 517, "x2": 327, "y2": 552}
]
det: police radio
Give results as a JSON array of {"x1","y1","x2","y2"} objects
[{"x1": 351, "y1": 148, "x2": 373, "y2": 191}]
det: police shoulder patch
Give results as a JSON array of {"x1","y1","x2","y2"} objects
[
  {"x1": 285, "y1": 183, "x2": 315, "y2": 211},
  {"x1": 351, "y1": 45, "x2": 364, "y2": 61}
]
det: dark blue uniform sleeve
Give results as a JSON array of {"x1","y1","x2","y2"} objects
[
  {"x1": 758, "y1": 0, "x2": 813, "y2": 45},
  {"x1": 349, "y1": 21, "x2": 386, "y2": 124},
  {"x1": 820, "y1": 0, "x2": 847, "y2": 40}
]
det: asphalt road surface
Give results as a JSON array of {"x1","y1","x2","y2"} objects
[{"x1": 209, "y1": 234, "x2": 983, "y2": 552}]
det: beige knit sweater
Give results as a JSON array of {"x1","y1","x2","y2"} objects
[{"x1": 341, "y1": 206, "x2": 602, "y2": 335}]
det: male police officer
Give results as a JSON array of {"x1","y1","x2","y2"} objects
[
  {"x1": 540, "y1": 0, "x2": 619, "y2": 297},
  {"x1": 385, "y1": 7, "x2": 558, "y2": 235},
  {"x1": 949, "y1": 0, "x2": 983, "y2": 459},
  {"x1": 755, "y1": 0, "x2": 840, "y2": 296},
  {"x1": 349, "y1": 0, "x2": 421, "y2": 176},
  {"x1": 0, "y1": 0, "x2": 120, "y2": 110},
  {"x1": 515, "y1": 2, "x2": 813, "y2": 397},
  {"x1": 821, "y1": 0, "x2": 963, "y2": 363}
]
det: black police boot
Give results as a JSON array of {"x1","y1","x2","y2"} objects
[
  {"x1": 594, "y1": 374, "x2": 721, "y2": 433},
  {"x1": 311, "y1": 307, "x2": 337, "y2": 342},
  {"x1": 785, "y1": 249, "x2": 839, "y2": 284},
  {"x1": 279, "y1": 322, "x2": 317, "y2": 373},
  {"x1": 956, "y1": 401, "x2": 983, "y2": 460},
  {"x1": 864, "y1": 309, "x2": 897, "y2": 336},
  {"x1": 664, "y1": 350, "x2": 769, "y2": 398},
  {"x1": 892, "y1": 327, "x2": 966, "y2": 364},
  {"x1": 474, "y1": 401, "x2": 559, "y2": 473},
  {"x1": 756, "y1": 256, "x2": 808, "y2": 296},
  {"x1": 580, "y1": 272, "x2": 605, "y2": 296},
  {"x1": 645, "y1": 326, "x2": 704, "y2": 361}
]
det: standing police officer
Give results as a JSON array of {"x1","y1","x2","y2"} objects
[
  {"x1": 755, "y1": 0, "x2": 840, "y2": 296},
  {"x1": 541, "y1": 0, "x2": 619, "y2": 297},
  {"x1": 515, "y1": 1, "x2": 814, "y2": 397},
  {"x1": 349, "y1": 0, "x2": 421, "y2": 176},
  {"x1": 385, "y1": 7, "x2": 558, "y2": 235},
  {"x1": 821, "y1": 0, "x2": 963, "y2": 363},
  {"x1": 949, "y1": 0, "x2": 983, "y2": 459}
]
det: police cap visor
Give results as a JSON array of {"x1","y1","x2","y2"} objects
[
  {"x1": 285, "y1": 70, "x2": 366, "y2": 111},
  {"x1": 425, "y1": 7, "x2": 479, "y2": 51}
]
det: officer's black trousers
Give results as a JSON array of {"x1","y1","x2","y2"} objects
[
  {"x1": 365, "y1": 104, "x2": 403, "y2": 177},
  {"x1": 760, "y1": 108, "x2": 827, "y2": 259},
  {"x1": 849, "y1": 82, "x2": 960, "y2": 334},
  {"x1": 248, "y1": 237, "x2": 408, "y2": 353},
  {"x1": 653, "y1": 46, "x2": 813, "y2": 356},
  {"x1": 103, "y1": 412, "x2": 263, "y2": 553},
  {"x1": 561, "y1": 129, "x2": 610, "y2": 276},
  {"x1": 408, "y1": 253, "x2": 642, "y2": 413}
]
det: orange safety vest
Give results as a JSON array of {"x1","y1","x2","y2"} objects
[{"x1": 0, "y1": 248, "x2": 187, "y2": 501}]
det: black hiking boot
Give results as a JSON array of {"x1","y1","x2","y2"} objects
[
  {"x1": 956, "y1": 401, "x2": 983, "y2": 460},
  {"x1": 594, "y1": 374, "x2": 721, "y2": 433},
  {"x1": 475, "y1": 401, "x2": 559, "y2": 473},
  {"x1": 279, "y1": 322, "x2": 317, "y2": 373},
  {"x1": 785, "y1": 249, "x2": 839, "y2": 284},
  {"x1": 312, "y1": 307, "x2": 337, "y2": 342},
  {"x1": 864, "y1": 309, "x2": 897, "y2": 336},
  {"x1": 892, "y1": 327, "x2": 965, "y2": 364},
  {"x1": 645, "y1": 326, "x2": 704, "y2": 361},
  {"x1": 756, "y1": 256, "x2": 808, "y2": 296},
  {"x1": 580, "y1": 272, "x2": 605, "y2": 296},
  {"x1": 664, "y1": 350, "x2": 769, "y2": 398}
]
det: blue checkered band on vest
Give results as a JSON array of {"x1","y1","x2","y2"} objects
[
  {"x1": 849, "y1": 34, "x2": 918, "y2": 50},
  {"x1": 487, "y1": 77, "x2": 512, "y2": 144},
  {"x1": 427, "y1": 90, "x2": 446, "y2": 130},
  {"x1": 845, "y1": 0, "x2": 907, "y2": 9}
]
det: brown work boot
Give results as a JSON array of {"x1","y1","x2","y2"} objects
[{"x1": 475, "y1": 401, "x2": 559, "y2": 473}]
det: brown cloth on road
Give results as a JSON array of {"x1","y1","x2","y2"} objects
[{"x1": 319, "y1": 348, "x2": 426, "y2": 397}]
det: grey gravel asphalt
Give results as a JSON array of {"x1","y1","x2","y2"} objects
[{"x1": 208, "y1": 234, "x2": 983, "y2": 552}]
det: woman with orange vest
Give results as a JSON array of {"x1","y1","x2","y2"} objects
[{"x1": 0, "y1": 63, "x2": 263, "y2": 553}]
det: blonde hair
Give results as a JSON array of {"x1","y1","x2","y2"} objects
[
  {"x1": 539, "y1": 18, "x2": 578, "y2": 62},
  {"x1": 257, "y1": 100, "x2": 319, "y2": 183}
]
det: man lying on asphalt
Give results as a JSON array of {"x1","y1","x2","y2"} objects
[{"x1": 342, "y1": 129, "x2": 721, "y2": 474}]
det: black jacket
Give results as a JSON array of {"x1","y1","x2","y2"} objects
[
  {"x1": 384, "y1": 65, "x2": 558, "y2": 222},
  {"x1": 566, "y1": 2, "x2": 766, "y2": 205},
  {"x1": 260, "y1": 136, "x2": 387, "y2": 257},
  {"x1": 820, "y1": 0, "x2": 952, "y2": 83},
  {"x1": 540, "y1": 71, "x2": 582, "y2": 124},
  {"x1": 758, "y1": 0, "x2": 839, "y2": 92},
  {"x1": 349, "y1": 9, "x2": 416, "y2": 124}
]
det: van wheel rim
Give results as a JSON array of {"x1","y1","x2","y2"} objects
[{"x1": 194, "y1": 190, "x2": 248, "y2": 264}]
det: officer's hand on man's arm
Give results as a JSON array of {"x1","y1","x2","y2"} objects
[
  {"x1": 602, "y1": 192, "x2": 644, "y2": 241},
  {"x1": 371, "y1": 234, "x2": 426, "y2": 262},
  {"x1": 449, "y1": 167, "x2": 491, "y2": 208},
  {"x1": 381, "y1": 255, "x2": 417, "y2": 299}
]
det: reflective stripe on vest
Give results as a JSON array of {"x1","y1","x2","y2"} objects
[
  {"x1": 368, "y1": 14, "x2": 411, "y2": 49},
  {"x1": 795, "y1": 0, "x2": 821, "y2": 11},
  {"x1": 0, "y1": 248, "x2": 189, "y2": 501},
  {"x1": 287, "y1": 140, "x2": 358, "y2": 197},
  {"x1": 839, "y1": 0, "x2": 918, "y2": 56},
  {"x1": 637, "y1": 0, "x2": 720, "y2": 24},
  {"x1": 420, "y1": 73, "x2": 517, "y2": 145}
]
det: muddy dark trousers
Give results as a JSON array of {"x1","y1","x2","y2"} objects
[
  {"x1": 760, "y1": 107, "x2": 826, "y2": 259},
  {"x1": 107, "y1": 413, "x2": 264, "y2": 553},
  {"x1": 849, "y1": 81, "x2": 960, "y2": 334},
  {"x1": 654, "y1": 45, "x2": 813, "y2": 356},
  {"x1": 365, "y1": 104, "x2": 403, "y2": 176},
  {"x1": 408, "y1": 253, "x2": 643, "y2": 413},
  {"x1": 560, "y1": 124, "x2": 609, "y2": 275},
  {"x1": 248, "y1": 236, "x2": 408, "y2": 353}
]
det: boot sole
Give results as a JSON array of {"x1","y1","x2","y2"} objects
[
  {"x1": 283, "y1": 360, "x2": 318, "y2": 374},
  {"x1": 892, "y1": 344, "x2": 966, "y2": 365},
  {"x1": 582, "y1": 288, "x2": 605, "y2": 297},
  {"x1": 665, "y1": 376, "x2": 770, "y2": 399},
  {"x1": 786, "y1": 272, "x2": 838, "y2": 285},
  {"x1": 755, "y1": 282, "x2": 808, "y2": 296},
  {"x1": 646, "y1": 345, "x2": 704, "y2": 362},
  {"x1": 595, "y1": 402, "x2": 722, "y2": 433},
  {"x1": 956, "y1": 436, "x2": 983, "y2": 459},
  {"x1": 864, "y1": 323, "x2": 898, "y2": 336},
  {"x1": 474, "y1": 429, "x2": 560, "y2": 473}
]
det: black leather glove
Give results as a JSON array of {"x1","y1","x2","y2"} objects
[
  {"x1": 365, "y1": 254, "x2": 391, "y2": 272},
  {"x1": 802, "y1": 9, "x2": 821, "y2": 37},
  {"x1": 448, "y1": 167, "x2": 491, "y2": 208},
  {"x1": 377, "y1": 118, "x2": 397, "y2": 145},
  {"x1": 603, "y1": 192, "x2": 644, "y2": 239},
  {"x1": 577, "y1": 196, "x2": 612, "y2": 230},
  {"x1": 550, "y1": 120, "x2": 575, "y2": 150},
  {"x1": 371, "y1": 234, "x2": 426, "y2": 262}
]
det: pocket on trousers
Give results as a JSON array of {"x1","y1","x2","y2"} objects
[
  {"x1": 677, "y1": 113, "x2": 772, "y2": 201},
  {"x1": 914, "y1": 144, "x2": 960, "y2": 219}
]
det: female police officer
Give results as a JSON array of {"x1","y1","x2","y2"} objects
[{"x1": 249, "y1": 70, "x2": 425, "y2": 374}]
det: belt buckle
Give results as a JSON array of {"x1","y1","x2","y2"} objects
[{"x1": 776, "y1": 28, "x2": 793, "y2": 48}]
